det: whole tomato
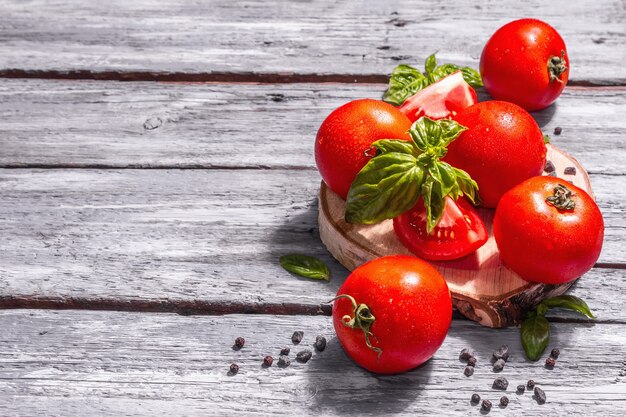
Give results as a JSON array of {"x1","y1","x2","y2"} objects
[
  {"x1": 445, "y1": 100, "x2": 546, "y2": 208},
  {"x1": 494, "y1": 176, "x2": 604, "y2": 284},
  {"x1": 332, "y1": 255, "x2": 452, "y2": 374},
  {"x1": 480, "y1": 19, "x2": 569, "y2": 111},
  {"x1": 315, "y1": 99, "x2": 412, "y2": 200}
]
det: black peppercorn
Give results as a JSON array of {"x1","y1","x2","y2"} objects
[
  {"x1": 500, "y1": 396, "x2": 509, "y2": 407},
  {"x1": 545, "y1": 357, "x2": 556, "y2": 368},
  {"x1": 459, "y1": 348, "x2": 473, "y2": 361},
  {"x1": 564, "y1": 166, "x2": 576, "y2": 175},
  {"x1": 314, "y1": 335, "x2": 327, "y2": 352},
  {"x1": 263, "y1": 356, "x2": 273, "y2": 367},
  {"x1": 234, "y1": 337, "x2": 245, "y2": 349},
  {"x1": 467, "y1": 356, "x2": 477, "y2": 367},
  {"x1": 280, "y1": 347, "x2": 290, "y2": 356},
  {"x1": 554, "y1": 126, "x2": 562, "y2": 135},
  {"x1": 292, "y1": 331, "x2": 304, "y2": 344},
  {"x1": 544, "y1": 160, "x2": 556, "y2": 173},
  {"x1": 229, "y1": 363, "x2": 239, "y2": 374},
  {"x1": 481, "y1": 399, "x2": 492, "y2": 412},
  {"x1": 278, "y1": 355, "x2": 291, "y2": 367},
  {"x1": 534, "y1": 386, "x2": 546, "y2": 404},
  {"x1": 527, "y1": 379, "x2": 535, "y2": 390},
  {"x1": 296, "y1": 350, "x2": 313, "y2": 363},
  {"x1": 493, "y1": 358, "x2": 505, "y2": 372},
  {"x1": 550, "y1": 348, "x2": 560, "y2": 359},
  {"x1": 471, "y1": 393, "x2": 480, "y2": 404},
  {"x1": 517, "y1": 384, "x2": 525, "y2": 394},
  {"x1": 492, "y1": 345, "x2": 509, "y2": 362},
  {"x1": 464, "y1": 366, "x2": 474, "y2": 377},
  {"x1": 493, "y1": 376, "x2": 509, "y2": 390}
]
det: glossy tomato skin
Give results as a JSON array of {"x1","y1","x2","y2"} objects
[
  {"x1": 445, "y1": 101, "x2": 546, "y2": 208},
  {"x1": 333, "y1": 255, "x2": 452, "y2": 374},
  {"x1": 494, "y1": 177, "x2": 604, "y2": 284},
  {"x1": 315, "y1": 99, "x2": 412, "y2": 200},
  {"x1": 393, "y1": 196, "x2": 488, "y2": 260},
  {"x1": 398, "y1": 72, "x2": 477, "y2": 122},
  {"x1": 480, "y1": 19, "x2": 569, "y2": 111}
]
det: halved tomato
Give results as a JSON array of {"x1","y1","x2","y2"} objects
[
  {"x1": 398, "y1": 72, "x2": 477, "y2": 122},
  {"x1": 393, "y1": 196, "x2": 487, "y2": 261}
]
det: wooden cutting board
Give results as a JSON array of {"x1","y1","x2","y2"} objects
[{"x1": 318, "y1": 144, "x2": 593, "y2": 328}]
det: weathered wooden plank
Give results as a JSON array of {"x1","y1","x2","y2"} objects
[
  {"x1": 0, "y1": 80, "x2": 624, "y2": 174},
  {"x1": 0, "y1": 169, "x2": 623, "y2": 320},
  {"x1": 0, "y1": 310, "x2": 624, "y2": 416},
  {"x1": 0, "y1": 0, "x2": 624, "y2": 84}
]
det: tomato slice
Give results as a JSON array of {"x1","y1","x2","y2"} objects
[
  {"x1": 393, "y1": 196, "x2": 488, "y2": 261},
  {"x1": 398, "y1": 71, "x2": 478, "y2": 122}
]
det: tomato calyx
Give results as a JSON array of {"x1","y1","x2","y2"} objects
[
  {"x1": 546, "y1": 184, "x2": 575, "y2": 210},
  {"x1": 330, "y1": 294, "x2": 382, "y2": 358},
  {"x1": 548, "y1": 50, "x2": 568, "y2": 83}
]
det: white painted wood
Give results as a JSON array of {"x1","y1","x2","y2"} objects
[
  {"x1": 0, "y1": 1, "x2": 624, "y2": 84},
  {"x1": 0, "y1": 168, "x2": 623, "y2": 319},
  {"x1": 0, "y1": 80, "x2": 624, "y2": 175},
  {"x1": 0, "y1": 310, "x2": 624, "y2": 416}
]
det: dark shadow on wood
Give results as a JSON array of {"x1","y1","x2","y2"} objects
[
  {"x1": 305, "y1": 337, "x2": 433, "y2": 414},
  {"x1": 0, "y1": 69, "x2": 622, "y2": 86}
]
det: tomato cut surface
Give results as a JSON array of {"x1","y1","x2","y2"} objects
[
  {"x1": 398, "y1": 72, "x2": 477, "y2": 122},
  {"x1": 393, "y1": 196, "x2": 488, "y2": 261}
]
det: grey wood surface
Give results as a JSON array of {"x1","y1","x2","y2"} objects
[
  {"x1": 0, "y1": 0, "x2": 624, "y2": 84},
  {"x1": 0, "y1": 80, "x2": 624, "y2": 174},
  {"x1": 0, "y1": 310, "x2": 624, "y2": 416}
]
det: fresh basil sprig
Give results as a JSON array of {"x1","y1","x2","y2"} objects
[
  {"x1": 279, "y1": 254, "x2": 330, "y2": 281},
  {"x1": 521, "y1": 295, "x2": 594, "y2": 361},
  {"x1": 383, "y1": 53, "x2": 483, "y2": 106},
  {"x1": 345, "y1": 117, "x2": 478, "y2": 232}
]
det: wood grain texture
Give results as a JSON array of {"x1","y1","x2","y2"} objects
[
  {"x1": 0, "y1": 168, "x2": 623, "y2": 320},
  {"x1": 0, "y1": 0, "x2": 624, "y2": 84},
  {"x1": 0, "y1": 310, "x2": 624, "y2": 416},
  {"x1": 0, "y1": 80, "x2": 624, "y2": 174}
]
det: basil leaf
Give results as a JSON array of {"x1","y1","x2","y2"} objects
[
  {"x1": 542, "y1": 295, "x2": 595, "y2": 319},
  {"x1": 279, "y1": 254, "x2": 330, "y2": 281},
  {"x1": 383, "y1": 65, "x2": 429, "y2": 106},
  {"x1": 437, "y1": 119, "x2": 468, "y2": 147},
  {"x1": 345, "y1": 153, "x2": 424, "y2": 224},
  {"x1": 430, "y1": 63, "x2": 460, "y2": 83},
  {"x1": 410, "y1": 117, "x2": 467, "y2": 152},
  {"x1": 521, "y1": 315, "x2": 551, "y2": 361},
  {"x1": 425, "y1": 53, "x2": 437, "y2": 76},
  {"x1": 460, "y1": 67, "x2": 484, "y2": 87},
  {"x1": 453, "y1": 167, "x2": 479, "y2": 204},
  {"x1": 370, "y1": 139, "x2": 417, "y2": 156},
  {"x1": 421, "y1": 175, "x2": 446, "y2": 233}
]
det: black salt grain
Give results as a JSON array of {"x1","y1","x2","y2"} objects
[
  {"x1": 534, "y1": 386, "x2": 547, "y2": 404},
  {"x1": 296, "y1": 350, "x2": 313, "y2": 363},
  {"x1": 292, "y1": 331, "x2": 304, "y2": 344},
  {"x1": 493, "y1": 377, "x2": 509, "y2": 390},
  {"x1": 314, "y1": 335, "x2": 327, "y2": 352}
]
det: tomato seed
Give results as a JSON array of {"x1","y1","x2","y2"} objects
[
  {"x1": 544, "y1": 160, "x2": 556, "y2": 173},
  {"x1": 481, "y1": 399, "x2": 492, "y2": 412},
  {"x1": 500, "y1": 396, "x2": 509, "y2": 407},
  {"x1": 493, "y1": 377, "x2": 509, "y2": 390},
  {"x1": 296, "y1": 350, "x2": 313, "y2": 363},
  {"x1": 471, "y1": 393, "x2": 480, "y2": 404},
  {"x1": 234, "y1": 337, "x2": 245, "y2": 349},
  {"x1": 292, "y1": 331, "x2": 304, "y2": 344},
  {"x1": 534, "y1": 386, "x2": 546, "y2": 404},
  {"x1": 263, "y1": 356, "x2": 273, "y2": 367},
  {"x1": 280, "y1": 347, "x2": 291, "y2": 356},
  {"x1": 564, "y1": 166, "x2": 576, "y2": 175},
  {"x1": 550, "y1": 348, "x2": 560, "y2": 359},
  {"x1": 314, "y1": 335, "x2": 327, "y2": 352}
]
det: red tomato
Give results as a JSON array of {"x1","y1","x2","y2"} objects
[
  {"x1": 494, "y1": 177, "x2": 604, "y2": 284},
  {"x1": 393, "y1": 196, "x2": 487, "y2": 260},
  {"x1": 399, "y1": 72, "x2": 477, "y2": 122},
  {"x1": 480, "y1": 19, "x2": 569, "y2": 111},
  {"x1": 445, "y1": 101, "x2": 546, "y2": 208},
  {"x1": 333, "y1": 255, "x2": 452, "y2": 374},
  {"x1": 315, "y1": 99, "x2": 412, "y2": 200}
]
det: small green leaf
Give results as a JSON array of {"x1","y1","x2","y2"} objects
[
  {"x1": 542, "y1": 295, "x2": 595, "y2": 319},
  {"x1": 370, "y1": 139, "x2": 417, "y2": 156},
  {"x1": 383, "y1": 65, "x2": 429, "y2": 106},
  {"x1": 421, "y1": 175, "x2": 446, "y2": 233},
  {"x1": 345, "y1": 153, "x2": 424, "y2": 224},
  {"x1": 537, "y1": 303, "x2": 549, "y2": 317},
  {"x1": 543, "y1": 134, "x2": 551, "y2": 144},
  {"x1": 453, "y1": 167, "x2": 479, "y2": 205},
  {"x1": 521, "y1": 315, "x2": 551, "y2": 361},
  {"x1": 279, "y1": 254, "x2": 330, "y2": 281},
  {"x1": 425, "y1": 54, "x2": 437, "y2": 75},
  {"x1": 409, "y1": 117, "x2": 467, "y2": 154},
  {"x1": 436, "y1": 119, "x2": 468, "y2": 148}
]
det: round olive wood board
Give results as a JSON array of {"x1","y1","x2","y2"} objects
[{"x1": 318, "y1": 144, "x2": 593, "y2": 328}]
